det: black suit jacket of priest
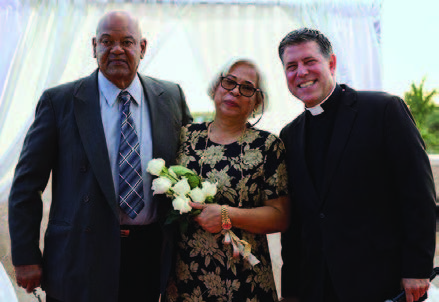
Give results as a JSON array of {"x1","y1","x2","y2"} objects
[{"x1": 280, "y1": 84, "x2": 436, "y2": 302}]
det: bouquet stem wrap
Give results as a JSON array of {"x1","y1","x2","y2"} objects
[{"x1": 223, "y1": 230, "x2": 260, "y2": 266}]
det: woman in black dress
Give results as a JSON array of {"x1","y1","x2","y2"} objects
[{"x1": 165, "y1": 59, "x2": 289, "y2": 302}]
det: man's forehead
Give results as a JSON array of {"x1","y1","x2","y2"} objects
[
  {"x1": 284, "y1": 42, "x2": 322, "y2": 59},
  {"x1": 96, "y1": 12, "x2": 140, "y2": 37}
]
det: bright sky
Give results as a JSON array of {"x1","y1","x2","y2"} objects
[{"x1": 381, "y1": 0, "x2": 439, "y2": 100}]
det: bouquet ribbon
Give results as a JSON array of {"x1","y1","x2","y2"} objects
[{"x1": 223, "y1": 230, "x2": 260, "y2": 266}]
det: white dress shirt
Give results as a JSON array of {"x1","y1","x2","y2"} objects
[{"x1": 98, "y1": 71, "x2": 155, "y2": 225}]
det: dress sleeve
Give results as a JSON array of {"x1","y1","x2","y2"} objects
[{"x1": 262, "y1": 134, "x2": 289, "y2": 200}]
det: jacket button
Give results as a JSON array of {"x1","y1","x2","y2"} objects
[
  {"x1": 319, "y1": 213, "x2": 325, "y2": 219},
  {"x1": 83, "y1": 195, "x2": 90, "y2": 203},
  {"x1": 85, "y1": 227, "x2": 92, "y2": 233},
  {"x1": 80, "y1": 165, "x2": 87, "y2": 172}
]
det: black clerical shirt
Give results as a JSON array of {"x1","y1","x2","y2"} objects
[{"x1": 305, "y1": 84, "x2": 342, "y2": 194}]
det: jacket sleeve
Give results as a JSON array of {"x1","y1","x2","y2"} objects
[
  {"x1": 384, "y1": 96, "x2": 436, "y2": 278},
  {"x1": 8, "y1": 91, "x2": 58, "y2": 266},
  {"x1": 176, "y1": 83, "x2": 193, "y2": 125}
]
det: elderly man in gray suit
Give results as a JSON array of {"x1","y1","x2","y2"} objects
[{"x1": 9, "y1": 11, "x2": 192, "y2": 302}]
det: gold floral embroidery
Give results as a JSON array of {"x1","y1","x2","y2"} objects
[
  {"x1": 190, "y1": 261, "x2": 199, "y2": 273},
  {"x1": 245, "y1": 256, "x2": 276, "y2": 296},
  {"x1": 242, "y1": 232, "x2": 260, "y2": 252},
  {"x1": 181, "y1": 286, "x2": 204, "y2": 302},
  {"x1": 175, "y1": 259, "x2": 192, "y2": 282},
  {"x1": 167, "y1": 123, "x2": 286, "y2": 302},
  {"x1": 206, "y1": 167, "x2": 238, "y2": 205},
  {"x1": 188, "y1": 229, "x2": 225, "y2": 267},
  {"x1": 224, "y1": 279, "x2": 241, "y2": 301},
  {"x1": 188, "y1": 129, "x2": 205, "y2": 151},
  {"x1": 179, "y1": 126, "x2": 189, "y2": 142},
  {"x1": 242, "y1": 128, "x2": 258, "y2": 144},
  {"x1": 264, "y1": 134, "x2": 277, "y2": 151},
  {"x1": 197, "y1": 145, "x2": 225, "y2": 167},
  {"x1": 177, "y1": 153, "x2": 195, "y2": 169},
  {"x1": 235, "y1": 176, "x2": 250, "y2": 206},
  {"x1": 199, "y1": 267, "x2": 226, "y2": 297},
  {"x1": 253, "y1": 257, "x2": 277, "y2": 293},
  {"x1": 224, "y1": 246, "x2": 242, "y2": 276},
  {"x1": 266, "y1": 164, "x2": 288, "y2": 195},
  {"x1": 241, "y1": 146, "x2": 263, "y2": 170},
  {"x1": 166, "y1": 279, "x2": 178, "y2": 302}
]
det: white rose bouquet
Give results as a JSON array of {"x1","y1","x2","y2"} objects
[
  {"x1": 147, "y1": 158, "x2": 260, "y2": 266},
  {"x1": 147, "y1": 158, "x2": 217, "y2": 232}
]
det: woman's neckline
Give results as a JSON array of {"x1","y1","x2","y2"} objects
[{"x1": 206, "y1": 121, "x2": 247, "y2": 146}]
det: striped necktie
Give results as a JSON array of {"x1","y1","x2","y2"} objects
[{"x1": 117, "y1": 91, "x2": 144, "y2": 219}]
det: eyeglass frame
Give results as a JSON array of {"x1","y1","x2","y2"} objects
[{"x1": 219, "y1": 76, "x2": 264, "y2": 98}]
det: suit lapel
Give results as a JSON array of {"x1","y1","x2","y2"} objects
[
  {"x1": 73, "y1": 70, "x2": 119, "y2": 218},
  {"x1": 139, "y1": 75, "x2": 170, "y2": 160},
  {"x1": 320, "y1": 86, "x2": 357, "y2": 203}
]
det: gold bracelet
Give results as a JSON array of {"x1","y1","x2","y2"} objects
[{"x1": 221, "y1": 205, "x2": 232, "y2": 230}]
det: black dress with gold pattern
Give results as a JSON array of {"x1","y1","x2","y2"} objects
[{"x1": 165, "y1": 122, "x2": 288, "y2": 302}]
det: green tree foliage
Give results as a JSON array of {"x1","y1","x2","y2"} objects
[
  {"x1": 192, "y1": 112, "x2": 214, "y2": 123},
  {"x1": 404, "y1": 78, "x2": 439, "y2": 153}
]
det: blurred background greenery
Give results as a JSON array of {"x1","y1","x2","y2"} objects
[{"x1": 405, "y1": 79, "x2": 439, "y2": 154}]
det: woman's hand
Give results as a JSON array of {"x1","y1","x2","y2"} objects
[
  {"x1": 191, "y1": 194, "x2": 290, "y2": 235},
  {"x1": 191, "y1": 202, "x2": 222, "y2": 233}
]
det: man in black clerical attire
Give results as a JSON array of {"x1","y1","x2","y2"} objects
[{"x1": 279, "y1": 28, "x2": 436, "y2": 302}]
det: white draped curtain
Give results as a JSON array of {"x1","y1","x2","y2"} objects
[{"x1": 0, "y1": 0, "x2": 382, "y2": 203}]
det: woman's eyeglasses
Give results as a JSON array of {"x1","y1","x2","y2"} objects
[{"x1": 220, "y1": 77, "x2": 262, "y2": 97}]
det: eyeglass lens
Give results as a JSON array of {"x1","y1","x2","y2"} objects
[{"x1": 221, "y1": 77, "x2": 257, "y2": 97}]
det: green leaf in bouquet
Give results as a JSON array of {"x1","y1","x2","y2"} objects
[
  {"x1": 186, "y1": 174, "x2": 201, "y2": 189},
  {"x1": 190, "y1": 209, "x2": 202, "y2": 216},
  {"x1": 205, "y1": 196, "x2": 215, "y2": 204},
  {"x1": 159, "y1": 167, "x2": 178, "y2": 183},
  {"x1": 164, "y1": 210, "x2": 181, "y2": 225},
  {"x1": 168, "y1": 168, "x2": 177, "y2": 179},
  {"x1": 161, "y1": 166, "x2": 169, "y2": 175},
  {"x1": 179, "y1": 217, "x2": 190, "y2": 234},
  {"x1": 169, "y1": 165, "x2": 195, "y2": 177}
]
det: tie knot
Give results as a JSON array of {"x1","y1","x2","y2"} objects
[{"x1": 118, "y1": 91, "x2": 131, "y2": 105}]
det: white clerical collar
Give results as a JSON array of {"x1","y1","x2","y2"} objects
[{"x1": 305, "y1": 84, "x2": 336, "y2": 116}]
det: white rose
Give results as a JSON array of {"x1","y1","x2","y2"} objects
[
  {"x1": 172, "y1": 177, "x2": 191, "y2": 196},
  {"x1": 201, "y1": 181, "x2": 217, "y2": 197},
  {"x1": 147, "y1": 158, "x2": 165, "y2": 176},
  {"x1": 172, "y1": 195, "x2": 192, "y2": 214},
  {"x1": 189, "y1": 187, "x2": 206, "y2": 203},
  {"x1": 151, "y1": 177, "x2": 172, "y2": 195}
]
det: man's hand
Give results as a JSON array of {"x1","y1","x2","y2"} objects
[
  {"x1": 15, "y1": 264, "x2": 42, "y2": 293},
  {"x1": 402, "y1": 278, "x2": 430, "y2": 302}
]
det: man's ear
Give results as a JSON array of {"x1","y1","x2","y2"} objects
[
  {"x1": 92, "y1": 37, "x2": 97, "y2": 58},
  {"x1": 329, "y1": 54, "x2": 337, "y2": 75},
  {"x1": 140, "y1": 38, "x2": 147, "y2": 59}
]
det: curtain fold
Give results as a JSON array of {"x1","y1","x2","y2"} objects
[
  {"x1": 0, "y1": 3, "x2": 85, "y2": 199},
  {"x1": 0, "y1": 1, "x2": 382, "y2": 198}
]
